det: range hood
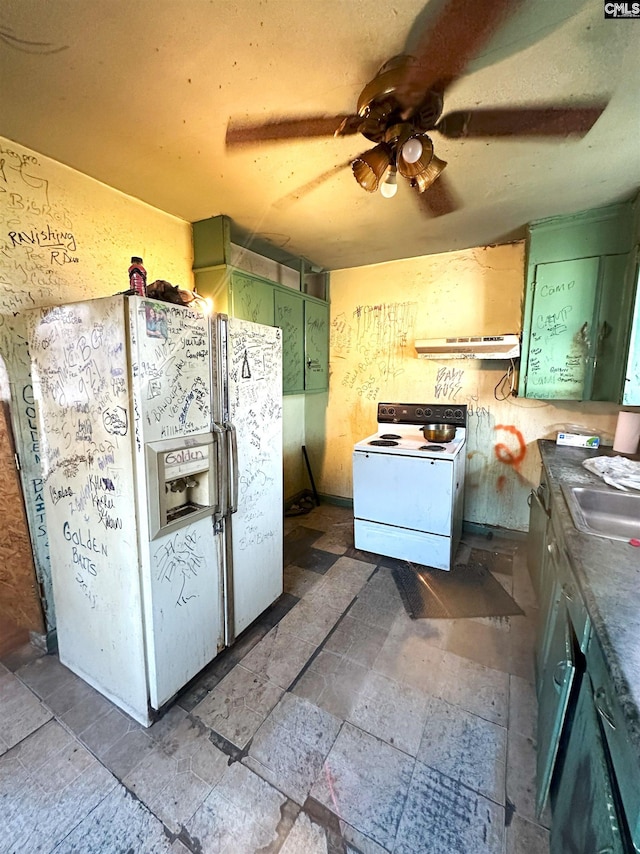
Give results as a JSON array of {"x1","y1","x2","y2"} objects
[{"x1": 415, "y1": 334, "x2": 520, "y2": 360}]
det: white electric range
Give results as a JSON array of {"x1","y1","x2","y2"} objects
[{"x1": 352, "y1": 402, "x2": 467, "y2": 570}]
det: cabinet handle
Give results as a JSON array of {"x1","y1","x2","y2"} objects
[
  {"x1": 579, "y1": 321, "x2": 590, "y2": 348},
  {"x1": 598, "y1": 320, "x2": 612, "y2": 345},
  {"x1": 553, "y1": 660, "x2": 568, "y2": 688},
  {"x1": 547, "y1": 539, "x2": 557, "y2": 557},
  {"x1": 594, "y1": 687, "x2": 616, "y2": 730}
]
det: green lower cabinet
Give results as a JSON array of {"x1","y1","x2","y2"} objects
[
  {"x1": 535, "y1": 542, "x2": 561, "y2": 694},
  {"x1": 527, "y1": 480, "x2": 550, "y2": 602},
  {"x1": 536, "y1": 595, "x2": 576, "y2": 817},
  {"x1": 274, "y1": 289, "x2": 305, "y2": 393},
  {"x1": 551, "y1": 673, "x2": 627, "y2": 854},
  {"x1": 304, "y1": 298, "x2": 329, "y2": 392}
]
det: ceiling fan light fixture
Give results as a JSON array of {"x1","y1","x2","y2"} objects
[
  {"x1": 351, "y1": 143, "x2": 392, "y2": 192},
  {"x1": 380, "y1": 169, "x2": 398, "y2": 198},
  {"x1": 397, "y1": 134, "x2": 434, "y2": 178},
  {"x1": 410, "y1": 154, "x2": 448, "y2": 193},
  {"x1": 401, "y1": 137, "x2": 423, "y2": 164}
]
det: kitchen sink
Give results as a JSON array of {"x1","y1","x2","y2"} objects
[{"x1": 562, "y1": 485, "x2": 640, "y2": 543}]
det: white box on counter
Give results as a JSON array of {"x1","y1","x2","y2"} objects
[{"x1": 556, "y1": 432, "x2": 600, "y2": 448}]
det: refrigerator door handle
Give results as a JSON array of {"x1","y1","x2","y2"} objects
[
  {"x1": 212, "y1": 422, "x2": 228, "y2": 519},
  {"x1": 225, "y1": 421, "x2": 239, "y2": 514}
]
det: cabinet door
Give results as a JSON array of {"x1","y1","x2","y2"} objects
[
  {"x1": 230, "y1": 271, "x2": 275, "y2": 326},
  {"x1": 536, "y1": 595, "x2": 576, "y2": 817},
  {"x1": 527, "y1": 481, "x2": 549, "y2": 599},
  {"x1": 274, "y1": 289, "x2": 305, "y2": 394},
  {"x1": 523, "y1": 257, "x2": 600, "y2": 399},
  {"x1": 304, "y1": 299, "x2": 329, "y2": 392},
  {"x1": 591, "y1": 254, "x2": 635, "y2": 401},
  {"x1": 535, "y1": 539, "x2": 561, "y2": 693},
  {"x1": 550, "y1": 673, "x2": 626, "y2": 854},
  {"x1": 623, "y1": 263, "x2": 640, "y2": 406}
]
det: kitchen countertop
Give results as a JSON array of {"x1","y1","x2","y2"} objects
[{"x1": 538, "y1": 439, "x2": 640, "y2": 761}]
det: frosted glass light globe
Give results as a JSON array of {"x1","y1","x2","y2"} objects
[
  {"x1": 402, "y1": 137, "x2": 423, "y2": 164},
  {"x1": 380, "y1": 172, "x2": 398, "y2": 198}
]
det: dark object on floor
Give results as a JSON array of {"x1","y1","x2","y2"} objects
[
  {"x1": 302, "y1": 445, "x2": 320, "y2": 506},
  {"x1": 391, "y1": 557, "x2": 524, "y2": 620},
  {"x1": 285, "y1": 495, "x2": 316, "y2": 517}
]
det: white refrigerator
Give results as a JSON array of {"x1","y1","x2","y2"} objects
[{"x1": 27, "y1": 295, "x2": 283, "y2": 726}]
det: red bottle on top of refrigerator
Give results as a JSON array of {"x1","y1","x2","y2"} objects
[{"x1": 128, "y1": 256, "x2": 147, "y2": 297}]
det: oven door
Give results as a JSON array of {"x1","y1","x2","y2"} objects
[{"x1": 353, "y1": 450, "x2": 454, "y2": 535}]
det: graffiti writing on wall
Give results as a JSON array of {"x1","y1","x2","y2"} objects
[
  {"x1": 494, "y1": 423, "x2": 527, "y2": 491},
  {"x1": 434, "y1": 366, "x2": 464, "y2": 400},
  {"x1": 333, "y1": 301, "x2": 417, "y2": 401}
]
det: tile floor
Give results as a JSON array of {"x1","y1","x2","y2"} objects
[{"x1": 0, "y1": 505, "x2": 550, "y2": 854}]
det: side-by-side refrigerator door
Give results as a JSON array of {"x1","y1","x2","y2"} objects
[
  {"x1": 220, "y1": 315, "x2": 283, "y2": 642},
  {"x1": 28, "y1": 297, "x2": 150, "y2": 725},
  {"x1": 127, "y1": 297, "x2": 224, "y2": 710}
]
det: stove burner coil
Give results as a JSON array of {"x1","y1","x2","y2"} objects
[
  {"x1": 379, "y1": 433, "x2": 401, "y2": 440},
  {"x1": 369, "y1": 439, "x2": 399, "y2": 446},
  {"x1": 421, "y1": 444, "x2": 446, "y2": 451}
]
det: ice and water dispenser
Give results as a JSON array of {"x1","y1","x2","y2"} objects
[{"x1": 146, "y1": 434, "x2": 220, "y2": 539}]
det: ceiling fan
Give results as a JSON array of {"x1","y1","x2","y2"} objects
[{"x1": 226, "y1": 0, "x2": 606, "y2": 216}]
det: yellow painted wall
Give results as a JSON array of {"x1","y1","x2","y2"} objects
[
  {"x1": 283, "y1": 394, "x2": 307, "y2": 498},
  {"x1": 0, "y1": 136, "x2": 195, "y2": 635},
  {"x1": 318, "y1": 244, "x2": 621, "y2": 531}
]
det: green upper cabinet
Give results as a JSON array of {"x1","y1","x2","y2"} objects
[
  {"x1": 625, "y1": 281, "x2": 640, "y2": 405},
  {"x1": 192, "y1": 216, "x2": 331, "y2": 396},
  {"x1": 274, "y1": 289, "x2": 305, "y2": 394},
  {"x1": 519, "y1": 198, "x2": 639, "y2": 402},
  {"x1": 229, "y1": 270, "x2": 275, "y2": 326},
  {"x1": 304, "y1": 298, "x2": 329, "y2": 392},
  {"x1": 524, "y1": 257, "x2": 600, "y2": 400}
]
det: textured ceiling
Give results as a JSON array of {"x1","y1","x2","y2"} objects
[{"x1": 1, "y1": 0, "x2": 639, "y2": 270}]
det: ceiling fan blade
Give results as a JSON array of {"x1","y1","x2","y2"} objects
[
  {"x1": 273, "y1": 160, "x2": 353, "y2": 210},
  {"x1": 397, "y1": 0, "x2": 519, "y2": 112},
  {"x1": 437, "y1": 105, "x2": 607, "y2": 139},
  {"x1": 226, "y1": 115, "x2": 362, "y2": 147},
  {"x1": 416, "y1": 174, "x2": 460, "y2": 218}
]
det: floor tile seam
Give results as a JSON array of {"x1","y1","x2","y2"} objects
[
  {"x1": 53, "y1": 698, "x2": 114, "y2": 737},
  {"x1": 108, "y1": 777, "x2": 188, "y2": 850},
  {"x1": 11, "y1": 670, "x2": 62, "y2": 704},
  {"x1": 44, "y1": 772, "x2": 121, "y2": 852},
  {"x1": 286, "y1": 597, "x2": 360, "y2": 693},
  {"x1": 205, "y1": 778, "x2": 290, "y2": 830},
  {"x1": 200, "y1": 721, "x2": 246, "y2": 763},
  {"x1": 410, "y1": 756, "x2": 509, "y2": 816},
  {"x1": 249, "y1": 623, "x2": 319, "y2": 656},
  {"x1": 253, "y1": 707, "x2": 344, "y2": 769},
  {"x1": 336, "y1": 719, "x2": 423, "y2": 779},
  {"x1": 144, "y1": 776, "x2": 213, "y2": 838},
  {"x1": 0, "y1": 696, "x2": 52, "y2": 731},
  {"x1": 305, "y1": 796, "x2": 391, "y2": 854},
  {"x1": 6, "y1": 715, "x2": 70, "y2": 766},
  {"x1": 367, "y1": 664, "x2": 508, "y2": 730},
  {"x1": 429, "y1": 638, "x2": 515, "y2": 681},
  {"x1": 54, "y1": 710, "x2": 146, "y2": 778},
  {"x1": 241, "y1": 753, "x2": 310, "y2": 808}
]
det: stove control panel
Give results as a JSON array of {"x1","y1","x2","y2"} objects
[{"x1": 377, "y1": 402, "x2": 467, "y2": 427}]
